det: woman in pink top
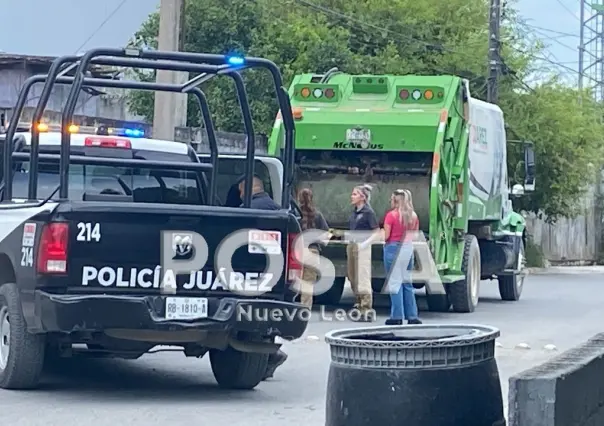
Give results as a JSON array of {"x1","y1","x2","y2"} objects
[{"x1": 382, "y1": 189, "x2": 421, "y2": 325}]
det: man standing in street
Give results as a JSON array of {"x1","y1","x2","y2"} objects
[{"x1": 237, "y1": 175, "x2": 288, "y2": 380}]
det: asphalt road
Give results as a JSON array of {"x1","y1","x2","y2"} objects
[{"x1": 2, "y1": 267, "x2": 604, "y2": 425}]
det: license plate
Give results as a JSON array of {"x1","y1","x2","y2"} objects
[
  {"x1": 346, "y1": 128, "x2": 371, "y2": 143},
  {"x1": 165, "y1": 297, "x2": 208, "y2": 320}
]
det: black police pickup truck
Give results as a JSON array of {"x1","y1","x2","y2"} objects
[{"x1": 0, "y1": 48, "x2": 306, "y2": 390}]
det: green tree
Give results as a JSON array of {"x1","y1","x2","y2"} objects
[
  {"x1": 500, "y1": 81, "x2": 604, "y2": 220},
  {"x1": 127, "y1": 0, "x2": 502, "y2": 133},
  {"x1": 126, "y1": 0, "x2": 604, "y2": 220}
]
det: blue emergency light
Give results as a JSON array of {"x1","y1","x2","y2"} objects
[
  {"x1": 121, "y1": 128, "x2": 145, "y2": 138},
  {"x1": 227, "y1": 56, "x2": 244, "y2": 66}
]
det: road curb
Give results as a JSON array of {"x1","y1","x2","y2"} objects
[
  {"x1": 508, "y1": 333, "x2": 604, "y2": 425},
  {"x1": 525, "y1": 266, "x2": 604, "y2": 274}
]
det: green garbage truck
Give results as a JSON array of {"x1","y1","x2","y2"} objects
[{"x1": 267, "y1": 70, "x2": 536, "y2": 313}]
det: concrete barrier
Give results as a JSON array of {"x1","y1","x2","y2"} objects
[{"x1": 508, "y1": 333, "x2": 604, "y2": 426}]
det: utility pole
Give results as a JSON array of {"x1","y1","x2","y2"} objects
[
  {"x1": 153, "y1": 0, "x2": 188, "y2": 140},
  {"x1": 487, "y1": 0, "x2": 501, "y2": 103}
]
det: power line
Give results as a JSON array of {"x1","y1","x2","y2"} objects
[
  {"x1": 509, "y1": 24, "x2": 582, "y2": 78},
  {"x1": 291, "y1": 0, "x2": 465, "y2": 55},
  {"x1": 554, "y1": 0, "x2": 580, "y2": 21},
  {"x1": 293, "y1": 0, "x2": 581, "y2": 77},
  {"x1": 293, "y1": 0, "x2": 594, "y2": 94},
  {"x1": 529, "y1": 28, "x2": 578, "y2": 54},
  {"x1": 524, "y1": 24, "x2": 579, "y2": 39},
  {"x1": 259, "y1": 0, "x2": 478, "y2": 80},
  {"x1": 508, "y1": 44, "x2": 583, "y2": 77},
  {"x1": 75, "y1": 0, "x2": 129, "y2": 53}
]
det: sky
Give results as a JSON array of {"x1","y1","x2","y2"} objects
[
  {"x1": 0, "y1": 0, "x2": 160, "y2": 56},
  {"x1": 0, "y1": 0, "x2": 586, "y2": 85},
  {"x1": 515, "y1": 0, "x2": 583, "y2": 85}
]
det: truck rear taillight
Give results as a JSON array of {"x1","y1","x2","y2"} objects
[
  {"x1": 287, "y1": 233, "x2": 302, "y2": 281},
  {"x1": 84, "y1": 137, "x2": 131, "y2": 149},
  {"x1": 37, "y1": 223, "x2": 69, "y2": 274}
]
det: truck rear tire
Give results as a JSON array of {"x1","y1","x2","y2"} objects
[
  {"x1": 314, "y1": 277, "x2": 345, "y2": 306},
  {"x1": 210, "y1": 346, "x2": 269, "y2": 390},
  {"x1": 449, "y1": 235, "x2": 481, "y2": 313},
  {"x1": 0, "y1": 283, "x2": 45, "y2": 389},
  {"x1": 498, "y1": 240, "x2": 525, "y2": 301}
]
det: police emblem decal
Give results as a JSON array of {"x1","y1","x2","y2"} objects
[{"x1": 172, "y1": 233, "x2": 194, "y2": 259}]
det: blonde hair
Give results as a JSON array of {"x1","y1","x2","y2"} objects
[
  {"x1": 392, "y1": 189, "x2": 414, "y2": 226},
  {"x1": 403, "y1": 189, "x2": 415, "y2": 212},
  {"x1": 354, "y1": 184, "x2": 373, "y2": 204}
]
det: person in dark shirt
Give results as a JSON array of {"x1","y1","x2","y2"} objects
[
  {"x1": 346, "y1": 184, "x2": 380, "y2": 322},
  {"x1": 238, "y1": 176, "x2": 280, "y2": 210},
  {"x1": 237, "y1": 175, "x2": 287, "y2": 380}
]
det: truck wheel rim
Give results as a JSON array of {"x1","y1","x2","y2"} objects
[
  {"x1": 517, "y1": 246, "x2": 526, "y2": 293},
  {"x1": 470, "y1": 254, "x2": 480, "y2": 306},
  {"x1": 0, "y1": 306, "x2": 9, "y2": 370}
]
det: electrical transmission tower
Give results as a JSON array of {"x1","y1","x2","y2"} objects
[{"x1": 579, "y1": 1, "x2": 604, "y2": 100}]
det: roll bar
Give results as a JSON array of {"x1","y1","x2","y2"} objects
[
  {"x1": 3, "y1": 71, "x2": 219, "y2": 203},
  {"x1": 3, "y1": 48, "x2": 295, "y2": 208}
]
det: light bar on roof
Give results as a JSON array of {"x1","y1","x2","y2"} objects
[
  {"x1": 14, "y1": 122, "x2": 145, "y2": 138},
  {"x1": 96, "y1": 125, "x2": 145, "y2": 138}
]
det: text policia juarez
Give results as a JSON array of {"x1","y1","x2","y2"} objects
[{"x1": 81, "y1": 265, "x2": 275, "y2": 293}]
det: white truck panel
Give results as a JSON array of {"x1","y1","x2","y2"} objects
[{"x1": 467, "y1": 97, "x2": 509, "y2": 220}]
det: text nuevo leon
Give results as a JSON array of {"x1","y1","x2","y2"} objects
[{"x1": 81, "y1": 266, "x2": 275, "y2": 291}]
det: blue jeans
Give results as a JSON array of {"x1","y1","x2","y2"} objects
[{"x1": 383, "y1": 242, "x2": 419, "y2": 320}]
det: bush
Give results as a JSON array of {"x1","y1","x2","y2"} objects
[{"x1": 525, "y1": 236, "x2": 545, "y2": 268}]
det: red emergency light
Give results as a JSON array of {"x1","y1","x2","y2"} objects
[{"x1": 84, "y1": 137, "x2": 132, "y2": 149}]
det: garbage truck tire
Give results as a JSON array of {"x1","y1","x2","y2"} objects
[
  {"x1": 449, "y1": 235, "x2": 481, "y2": 313},
  {"x1": 498, "y1": 240, "x2": 525, "y2": 301}
]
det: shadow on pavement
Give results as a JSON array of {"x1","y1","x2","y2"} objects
[
  {"x1": 319, "y1": 292, "x2": 510, "y2": 316},
  {"x1": 35, "y1": 355, "x2": 271, "y2": 401}
]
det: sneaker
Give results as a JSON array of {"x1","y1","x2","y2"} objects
[
  {"x1": 263, "y1": 349, "x2": 288, "y2": 380},
  {"x1": 407, "y1": 318, "x2": 422, "y2": 325},
  {"x1": 385, "y1": 318, "x2": 403, "y2": 325}
]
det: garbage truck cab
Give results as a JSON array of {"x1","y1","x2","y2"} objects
[{"x1": 268, "y1": 71, "x2": 536, "y2": 313}]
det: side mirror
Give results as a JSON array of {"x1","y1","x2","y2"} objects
[
  {"x1": 511, "y1": 184, "x2": 525, "y2": 196},
  {"x1": 524, "y1": 142, "x2": 535, "y2": 191}
]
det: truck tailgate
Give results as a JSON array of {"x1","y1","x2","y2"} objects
[{"x1": 45, "y1": 202, "x2": 296, "y2": 299}]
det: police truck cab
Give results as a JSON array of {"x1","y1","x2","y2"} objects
[{"x1": 0, "y1": 48, "x2": 305, "y2": 391}]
